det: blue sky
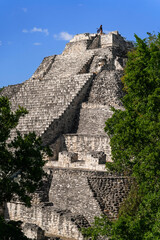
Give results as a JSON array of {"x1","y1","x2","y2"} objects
[{"x1": 0, "y1": 0, "x2": 160, "y2": 88}]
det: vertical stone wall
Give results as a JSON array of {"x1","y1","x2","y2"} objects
[
  {"x1": 49, "y1": 169, "x2": 103, "y2": 223},
  {"x1": 63, "y1": 134, "x2": 110, "y2": 156},
  {"x1": 48, "y1": 169, "x2": 131, "y2": 222},
  {"x1": 77, "y1": 103, "x2": 113, "y2": 135},
  {"x1": 6, "y1": 203, "x2": 84, "y2": 240},
  {"x1": 6, "y1": 169, "x2": 131, "y2": 239}
]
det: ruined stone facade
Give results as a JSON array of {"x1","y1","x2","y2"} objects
[{"x1": 1, "y1": 31, "x2": 133, "y2": 240}]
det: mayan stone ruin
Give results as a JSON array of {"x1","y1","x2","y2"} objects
[{"x1": 1, "y1": 31, "x2": 133, "y2": 240}]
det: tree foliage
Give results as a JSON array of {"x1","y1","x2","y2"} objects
[
  {"x1": 83, "y1": 33, "x2": 160, "y2": 239},
  {"x1": 0, "y1": 96, "x2": 51, "y2": 239},
  {"x1": 0, "y1": 216, "x2": 30, "y2": 240}
]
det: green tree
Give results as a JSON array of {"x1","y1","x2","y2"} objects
[
  {"x1": 83, "y1": 33, "x2": 160, "y2": 239},
  {"x1": 0, "y1": 96, "x2": 51, "y2": 239}
]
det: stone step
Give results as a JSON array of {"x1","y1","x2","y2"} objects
[
  {"x1": 10, "y1": 73, "x2": 93, "y2": 111},
  {"x1": 11, "y1": 73, "x2": 94, "y2": 138},
  {"x1": 45, "y1": 53, "x2": 94, "y2": 77},
  {"x1": 63, "y1": 134, "x2": 111, "y2": 162}
]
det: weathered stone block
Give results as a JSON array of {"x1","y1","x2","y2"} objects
[
  {"x1": 59, "y1": 151, "x2": 78, "y2": 163},
  {"x1": 23, "y1": 223, "x2": 45, "y2": 240}
]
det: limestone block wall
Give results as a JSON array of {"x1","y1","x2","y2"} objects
[
  {"x1": 48, "y1": 169, "x2": 131, "y2": 222},
  {"x1": 77, "y1": 103, "x2": 113, "y2": 135},
  {"x1": 41, "y1": 73, "x2": 95, "y2": 145},
  {"x1": 63, "y1": 134, "x2": 111, "y2": 158},
  {"x1": 8, "y1": 72, "x2": 94, "y2": 143},
  {"x1": 63, "y1": 41, "x2": 90, "y2": 55},
  {"x1": 6, "y1": 169, "x2": 131, "y2": 239},
  {"x1": 88, "y1": 176, "x2": 131, "y2": 219},
  {"x1": 0, "y1": 83, "x2": 23, "y2": 99},
  {"x1": 22, "y1": 223, "x2": 45, "y2": 240},
  {"x1": 49, "y1": 169, "x2": 102, "y2": 223},
  {"x1": 88, "y1": 70, "x2": 124, "y2": 107},
  {"x1": 101, "y1": 33, "x2": 113, "y2": 48},
  {"x1": 70, "y1": 33, "x2": 96, "y2": 43},
  {"x1": 63, "y1": 33, "x2": 98, "y2": 55},
  {"x1": 6, "y1": 203, "x2": 84, "y2": 240},
  {"x1": 48, "y1": 151, "x2": 106, "y2": 171},
  {"x1": 32, "y1": 55, "x2": 56, "y2": 80},
  {"x1": 89, "y1": 47, "x2": 127, "y2": 74},
  {"x1": 100, "y1": 31, "x2": 130, "y2": 52}
]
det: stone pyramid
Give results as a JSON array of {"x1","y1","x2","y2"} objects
[{"x1": 2, "y1": 31, "x2": 133, "y2": 240}]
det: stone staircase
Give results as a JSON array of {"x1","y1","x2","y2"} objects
[
  {"x1": 43, "y1": 53, "x2": 93, "y2": 78},
  {"x1": 32, "y1": 55, "x2": 56, "y2": 80},
  {"x1": 53, "y1": 62, "x2": 126, "y2": 170},
  {"x1": 47, "y1": 45, "x2": 126, "y2": 170},
  {"x1": 7, "y1": 53, "x2": 95, "y2": 143}
]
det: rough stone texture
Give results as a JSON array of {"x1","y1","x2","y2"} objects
[
  {"x1": 0, "y1": 83, "x2": 23, "y2": 99},
  {"x1": 3, "y1": 31, "x2": 133, "y2": 239},
  {"x1": 6, "y1": 203, "x2": 84, "y2": 240},
  {"x1": 6, "y1": 169, "x2": 131, "y2": 239},
  {"x1": 77, "y1": 103, "x2": 113, "y2": 135},
  {"x1": 23, "y1": 223, "x2": 45, "y2": 240},
  {"x1": 88, "y1": 70, "x2": 125, "y2": 107},
  {"x1": 48, "y1": 169, "x2": 131, "y2": 222}
]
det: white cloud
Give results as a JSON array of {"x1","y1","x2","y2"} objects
[
  {"x1": 60, "y1": 32, "x2": 73, "y2": 40},
  {"x1": 22, "y1": 29, "x2": 29, "y2": 33},
  {"x1": 33, "y1": 42, "x2": 42, "y2": 46},
  {"x1": 22, "y1": 27, "x2": 49, "y2": 36},
  {"x1": 22, "y1": 8, "x2": 27, "y2": 13},
  {"x1": 31, "y1": 27, "x2": 43, "y2": 33},
  {"x1": 31, "y1": 27, "x2": 49, "y2": 36},
  {"x1": 0, "y1": 41, "x2": 2, "y2": 46},
  {"x1": 43, "y1": 29, "x2": 49, "y2": 36},
  {"x1": 53, "y1": 32, "x2": 73, "y2": 41}
]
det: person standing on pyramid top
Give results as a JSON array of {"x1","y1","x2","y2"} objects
[
  {"x1": 97, "y1": 25, "x2": 103, "y2": 35},
  {"x1": 100, "y1": 25, "x2": 103, "y2": 35}
]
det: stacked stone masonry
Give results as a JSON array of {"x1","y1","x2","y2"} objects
[
  {"x1": 6, "y1": 169, "x2": 132, "y2": 240},
  {"x1": 1, "y1": 31, "x2": 133, "y2": 239}
]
